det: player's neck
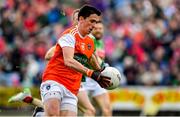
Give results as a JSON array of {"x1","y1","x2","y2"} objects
[{"x1": 77, "y1": 25, "x2": 86, "y2": 38}]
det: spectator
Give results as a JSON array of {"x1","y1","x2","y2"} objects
[{"x1": 139, "y1": 61, "x2": 163, "y2": 86}]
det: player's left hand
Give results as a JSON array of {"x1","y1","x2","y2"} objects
[
  {"x1": 98, "y1": 75, "x2": 112, "y2": 88},
  {"x1": 88, "y1": 70, "x2": 111, "y2": 88}
]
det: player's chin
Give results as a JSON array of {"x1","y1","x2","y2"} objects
[
  {"x1": 88, "y1": 31, "x2": 91, "y2": 34},
  {"x1": 88, "y1": 29, "x2": 93, "y2": 33},
  {"x1": 95, "y1": 34, "x2": 102, "y2": 39}
]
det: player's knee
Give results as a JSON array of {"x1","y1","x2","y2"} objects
[
  {"x1": 85, "y1": 107, "x2": 96, "y2": 116},
  {"x1": 45, "y1": 103, "x2": 60, "y2": 116},
  {"x1": 102, "y1": 106, "x2": 112, "y2": 116},
  {"x1": 46, "y1": 107, "x2": 59, "y2": 116}
]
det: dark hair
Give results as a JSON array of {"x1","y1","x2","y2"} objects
[{"x1": 78, "y1": 5, "x2": 101, "y2": 20}]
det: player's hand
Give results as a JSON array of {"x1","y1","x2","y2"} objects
[
  {"x1": 98, "y1": 75, "x2": 111, "y2": 88},
  {"x1": 90, "y1": 71, "x2": 111, "y2": 88}
]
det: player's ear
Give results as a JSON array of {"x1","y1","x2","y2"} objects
[{"x1": 79, "y1": 16, "x2": 84, "y2": 21}]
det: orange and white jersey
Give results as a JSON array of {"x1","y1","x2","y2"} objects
[{"x1": 42, "y1": 26, "x2": 95, "y2": 95}]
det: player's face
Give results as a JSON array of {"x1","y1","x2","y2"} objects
[
  {"x1": 91, "y1": 23, "x2": 104, "y2": 40},
  {"x1": 78, "y1": 14, "x2": 100, "y2": 36}
]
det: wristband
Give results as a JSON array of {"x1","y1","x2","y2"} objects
[{"x1": 86, "y1": 69, "x2": 93, "y2": 77}]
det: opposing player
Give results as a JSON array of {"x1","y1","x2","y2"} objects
[{"x1": 77, "y1": 21, "x2": 112, "y2": 116}]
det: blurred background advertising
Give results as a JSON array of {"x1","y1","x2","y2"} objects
[{"x1": 0, "y1": 0, "x2": 179, "y2": 116}]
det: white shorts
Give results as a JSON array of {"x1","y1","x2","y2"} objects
[
  {"x1": 40, "y1": 80, "x2": 78, "y2": 113},
  {"x1": 79, "y1": 77, "x2": 107, "y2": 97}
]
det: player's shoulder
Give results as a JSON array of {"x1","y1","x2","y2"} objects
[
  {"x1": 61, "y1": 26, "x2": 77, "y2": 36},
  {"x1": 58, "y1": 26, "x2": 77, "y2": 40}
]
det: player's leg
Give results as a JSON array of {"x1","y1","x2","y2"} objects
[
  {"x1": 87, "y1": 77, "x2": 112, "y2": 116},
  {"x1": 32, "y1": 106, "x2": 44, "y2": 117},
  {"x1": 60, "y1": 102, "x2": 77, "y2": 116},
  {"x1": 60, "y1": 110, "x2": 77, "y2": 116},
  {"x1": 40, "y1": 80, "x2": 79, "y2": 116},
  {"x1": 32, "y1": 98, "x2": 43, "y2": 108},
  {"x1": 8, "y1": 88, "x2": 44, "y2": 108},
  {"x1": 43, "y1": 98, "x2": 60, "y2": 116},
  {"x1": 40, "y1": 81, "x2": 62, "y2": 116},
  {"x1": 8, "y1": 88, "x2": 32, "y2": 103},
  {"x1": 59, "y1": 83, "x2": 78, "y2": 116},
  {"x1": 77, "y1": 90, "x2": 96, "y2": 116},
  {"x1": 93, "y1": 92, "x2": 112, "y2": 116}
]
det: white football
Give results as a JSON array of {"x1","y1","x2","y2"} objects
[{"x1": 101, "y1": 67, "x2": 121, "y2": 90}]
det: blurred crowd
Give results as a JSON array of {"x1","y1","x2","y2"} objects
[{"x1": 0, "y1": 0, "x2": 179, "y2": 87}]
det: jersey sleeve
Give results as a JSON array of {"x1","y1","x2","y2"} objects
[{"x1": 58, "y1": 34, "x2": 75, "y2": 48}]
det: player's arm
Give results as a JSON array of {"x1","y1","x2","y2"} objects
[
  {"x1": 58, "y1": 34, "x2": 91, "y2": 75},
  {"x1": 88, "y1": 53, "x2": 101, "y2": 71},
  {"x1": 44, "y1": 46, "x2": 56, "y2": 61},
  {"x1": 62, "y1": 46, "x2": 90, "y2": 75},
  {"x1": 94, "y1": 52, "x2": 103, "y2": 66},
  {"x1": 95, "y1": 49, "x2": 105, "y2": 60},
  {"x1": 59, "y1": 34, "x2": 111, "y2": 88},
  {"x1": 62, "y1": 46, "x2": 110, "y2": 88},
  {"x1": 91, "y1": 52, "x2": 109, "y2": 70}
]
